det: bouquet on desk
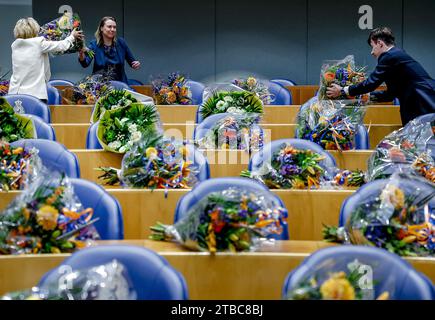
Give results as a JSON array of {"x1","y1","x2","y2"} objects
[
  {"x1": 62, "y1": 71, "x2": 113, "y2": 105},
  {"x1": 98, "y1": 132, "x2": 199, "y2": 189},
  {"x1": 286, "y1": 259, "x2": 389, "y2": 300},
  {"x1": 150, "y1": 188, "x2": 287, "y2": 253},
  {"x1": 200, "y1": 84, "x2": 264, "y2": 121},
  {"x1": 0, "y1": 174, "x2": 100, "y2": 255},
  {"x1": 233, "y1": 76, "x2": 273, "y2": 105},
  {"x1": 241, "y1": 142, "x2": 333, "y2": 189},
  {"x1": 196, "y1": 113, "x2": 263, "y2": 153},
  {"x1": 296, "y1": 98, "x2": 367, "y2": 151},
  {"x1": 367, "y1": 119, "x2": 435, "y2": 182},
  {"x1": 0, "y1": 143, "x2": 43, "y2": 191},
  {"x1": 0, "y1": 98, "x2": 35, "y2": 143},
  {"x1": 323, "y1": 174, "x2": 435, "y2": 257},
  {"x1": 331, "y1": 169, "x2": 366, "y2": 188},
  {"x1": 97, "y1": 102, "x2": 161, "y2": 154},
  {"x1": 152, "y1": 72, "x2": 192, "y2": 105},
  {"x1": 318, "y1": 55, "x2": 368, "y2": 104},
  {"x1": 2, "y1": 260, "x2": 137, "y2": 300}
]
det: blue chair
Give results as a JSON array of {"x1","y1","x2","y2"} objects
[
  {"x1": 174, "y1": 177, "x2": 289, "y2": 240},
  {"x1": 249, "y1": 138, "x2": 337, "y2": 172},
  {"x1": 110, "y1": 81, "x2": 133, "y2": 91},
  {"x1": 127, "y1": 79, "x2": 144, "y2": 86},
  {"x1": 393, "y1": 98, "x2": 400, "y2": 105},
  {"x1": 185, "y1": 80, "x2": 205, "y2": 105},
  {"x1": 70, "y1": 178, "x2": 123, "y2": 239},
  {"x1": 270, "y1": 78, "x2": 297, "y2": 87},
  {"x1": 339, "y1": 177, "x2": 435, "y2": 227},
  {"x1": 38, "y1": 245, "x2": 188, "y2": 300},
  {"x1": 3, "y1": 94, "x2": 51, "y2": 123},
  {"x1": 48, "y1": 79, "x2": 74, "y2": 87},
  {"x1": 24, "y1": 114, "x2": 56, "y2": 141},
  {"x1": 86, "y1": 121, "x2": 210, "y2": 182},
  {"x1": 10, "y1": 139, "x2": 80, "y2": 178},
  {"x1": 268, "y1": 81, "x2": 292, "y2": 105},
  {"x1": 47, "y1": 84, "x2": 61, "y2": 105},
  {"x1": 282, "y1": 246, "x2": 434, "y2": 300}
]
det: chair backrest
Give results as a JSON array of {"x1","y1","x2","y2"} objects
[
  {"x1": 46, "y1": 84, "x2": 61, "y2": 105},
  {"x1": 268, "y1": 81, "x2": 292, "y2": 105},
  {"x1": 355, "y1": 124, "x2": 370, "y2": 149},
  {"x1": 127, "y1": 79, "x2": 144, "y2": 86},
  {"x1": 270, "y1": 78, "x2": 297, "y2": 87},
  {"x1": 249, "y1": 138, "x2": 337, "y2": 172},
  {"x1": 38, "y1": 245, "x2": 189, "y2": 300},
  {"x1": 339, "y1": 178, "x2": 435, "y2": 227},
  {"x1": 393, "y1": 98, "x2": 400, "y2": 105},
  {"x1": 110, "y1": 81, "x2": 133, "y2": 91},
  {"x1": 23, "y1": 114, "x2": 56, "y2": 141},
  {"x1": 69, "y1": 178, "x2": 123, "y2": 239},
  {"x1": 174, "y1": 177, "x2": 289, "y2": 240},
  {"x1": 185, "y1": 80, "x2": 205, "y2": 105},
  {"x1": 86, "y1": 121, "x2": 102, "y2": 149},
  {"x1": 3, "y1": 94, "x2": 51, "y2": 123},
  {"x1": 48, "y1": 79, "x2": 74, "y2": 87},
  {"x1": 10, "y1": 139, "x2": 80, "y2": 178},
  {"x1": 282, "y1": 246, "x2": 435, "y2": 300}
]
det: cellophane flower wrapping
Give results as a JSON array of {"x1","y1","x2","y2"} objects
[
  {"x1": 244, "y1": 142, "x2": 336, "y2": 189},
  {"x1": 196, "y1": 113, "x2": 263, "y2": 153},
  {"x1": 2, "y1": 260, "x2": 137, "y2": 300},
  {"x1": 296, "y1": 97, "x2": 367, "y2": 151},
  {"x1": 97, "y1": 102, "x2": 162, "y2": 154},
  {"x1": 0, "y1": 143, "x2": 43, "y2": 191},
  {"x1": 62, "y1": 71, "x2": 113, "y2": 105},
  {"x1": 285, "y1": 257, "x2": 394, "y2": 300},
  {"x1": 151, "y1": 72, "x2": 192, "y2": 105},
  {"x1": 367, "y1": 119, "x2": 434, "y2": 182},
  {"x1": 0, "y1": 173, "x2": 100, "y2": 254},
  {"x1": 150, "y1": 188, "x2": 288, "y2": 253},
  {"x1": 0, "y1": 98, "x2": 36, "y2": 142},
  {"x1": 232, "y1": 77, "x2": 273, "y2": 105},
  {"x1": 200, "y1": 84, "x2": 264, "y2": 121},
  {"x1": 0, "y1": 69, "x2": 9, "y2": 96},
  {"x1": 343, "y1": 173, "x2": 435, "y2": 257},
  {"x1": 38, "y1": 12, "x2": 84, "y2": 55}
]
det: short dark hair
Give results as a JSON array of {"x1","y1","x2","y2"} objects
[{"x1": 367, "y1": 27, "x2": 396, "y2": 46}]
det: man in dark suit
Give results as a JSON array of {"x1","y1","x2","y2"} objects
[{"x1": 327, "y1": 27, "x2": 435, "y2": 125}]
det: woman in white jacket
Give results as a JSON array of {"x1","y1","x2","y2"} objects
[{"x1": 8, "y1": 17, "x2": 83, "y2": 102}]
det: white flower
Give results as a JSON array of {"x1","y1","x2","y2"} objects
[
  {"x1": 119, "y1": 146, "x2": 126, "y2": 153},
  {"x1": 227, "y1": 107, "x2": 245, "y2": 114},
  {"x1": 216, "y1": 100, "x2": 227, "y2": 111},
  {"x1": 120, "y1": 117, "x2": 129, "y2": 124},
  {"x1": 128, "y1": 123, "x2": 138, "y2": 133},
  {"x1": 130, "y1": 131, "x2": 142, "y2": 143},
  {"x1": 108, "y1": 141, "x2": 122, "y2": 150},
  {"x1": 223, "y1": 96, "x2": 233, "y2": 103}
]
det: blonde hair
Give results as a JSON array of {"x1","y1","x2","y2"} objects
[
  {"x1": 14, "y1": 17, "x2": 40, "y2": 39},
  {"x1": 95, "y1": 16, "x2": 117, "y2": 46}
]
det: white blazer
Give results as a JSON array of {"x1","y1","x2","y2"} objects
[{"x1": 8, "y1": 35, "x2": 75, "y2": 100}]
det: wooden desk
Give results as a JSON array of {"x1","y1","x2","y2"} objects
[{"x1": 0, "y1": 240, "x2": 433, "y2": 299}]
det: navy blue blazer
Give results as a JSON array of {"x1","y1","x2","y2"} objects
[
  {"x1": 79, "y1": 37, "x2": 136, "y2": 84},
  {"x1": 349, "y1": 47, "x2": 435, "y2": 125}
]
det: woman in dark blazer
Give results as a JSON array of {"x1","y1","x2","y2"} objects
[{"x1": 78, "y1": 16, "x2": 140, "y2": 84}]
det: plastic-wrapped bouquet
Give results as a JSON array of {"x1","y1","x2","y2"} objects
[
  {"x1": 232, "y1": 77, "x2": 273, "y2": 105},
  {"x1": 0, "y1": 69, "x2": 10, "y2": 96},
  {"x1": 0, "y1": 98, "x2": 35, "y2": 142},
  {"x1": 196, "y1": 113, "x2": 263, "y2": 153},
  {"x1": 62, "y1": 71, "x2": 113, "y2": 105},
  {"x1": 332, "y1": 169, "x2": 366, "y2": 188},
  {"x1": 92, "y1": 89, "x2": 139, "y2": 122},
  {"x1": 152, "y1": 72, "x2": 192, "y2": 105},
  {"x1": 0, "y1": 174, "x2": 100, "y2": 254},
  {"x1": 2, "y1": 260, "x2": 137, "y2": 300},
  {"x1": 150, "y1": 188, "x2": 287, "y2": 253}
]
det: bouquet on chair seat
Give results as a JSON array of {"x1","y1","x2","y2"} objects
[
  {"x1": 0, "y1": 98, "x2": 35, "y2": 143},
  {"x1": 233, "y1": 76, "x2": 273, "y2": 105},
  {"x1": 152, "y1": 72, "x2": 192, "y2": 105},
  {"x1": 62, "y1": 71, "x2": 113, "y2": 105}
]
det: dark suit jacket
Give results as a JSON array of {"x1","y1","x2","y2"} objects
[
  {"x1": 348, "y1": 47, "x2": 435, "y2": 125},
  {"x1": 79, "y1": 37, "x2": 136, "y2": 84}
]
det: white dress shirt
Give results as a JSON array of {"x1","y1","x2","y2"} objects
[{"x1": 8, "y1": 35, "x2": 74, "y2": 100}]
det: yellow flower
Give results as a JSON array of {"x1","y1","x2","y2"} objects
[
  {"x1": 36, "y1": 205, "x2": 59, "y2": 231},
  {"x1": 246, "y1": 77, "x2": 257, "y2": 87},
  {"x1": 320, "y1": 272, "x2": 356, "y2": 300},
  {"x1": 380, "y1": 185, "x2": 405, "y2": 210},
  {"x1": 145, "y1": 147, "x2": 158, "y2": 159}
]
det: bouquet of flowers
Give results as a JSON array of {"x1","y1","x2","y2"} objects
[
  {"x1": 286, "y1": 259, "x2": 389, "y2": 300},
  {"x1": 367, "y1": 119, "x2": 434, "y2": 182},
  {"x1": 0, "y1": 174, "x2": 100, "y2": 255},
  {"x1": 296, "y1": 98, "x2": 367, "y2": 151},
  {"x1": 98, "y1": 133, "x2": 199, "y2": 190},
  {"x1": 97, "y1": 102, "x2": 160, "y2": 153},
  {"x1": 200, "y1": 84, "x2": 264, "y2": 121},
  {"x1": 323, "y1": 174, "x2": 435, "y2": 257},
  {"x1": 232, "y1": 77, "x2": 273, "y2": 105},
  {"x1": 152, "y1": 72, "x2": 192, "y2": 105},
  {"x1": 0, "y1": 69, "x2": 10, "y2": 96},
  {"x1": 0, "y1": 143, "x2": 43, "y2": 191},
  {"x1": 332, "y1": 169, "x2": 366, "y2": 188},
  {"x1": 196, "y1": 113, "x2": 263, "y2": 153},
  {"x1": 318, "y1": 55, "x2": 368, "y2": 103},
  {"x1": 92, "y1": 89, "x2": 139, "y2": 122},
  {"x1": 0, "y1": 98, "x2": 35, "y2": 142},
  {"x1": 39, "y1": 11, "x2": 88, "y2": 56},
  {"x1": 241, "y1": 143, "x2": 333, "y2": 189},
  {"x1": 2, "y1": 260, "x2": 137, "y2": 300},
  {"x1": 62, "y1": 71, "x2": 113, "y2": 105},
  {"x1": 150, "y1": 188, "x2": 287, "y2": 253}
]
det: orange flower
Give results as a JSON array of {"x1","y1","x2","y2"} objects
[
  {"x1": 180, "y1": 87, "x2": 189, "y2": 97},
  {"x1": 36, "y1": 205, "x2": 59, "y2": 231},
  {"x1": 166, "y1": 91, "x2": 176, "y2": 104},
  {"x1": 324, "y1": 72, "x2": 335, "y2": 82}
]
